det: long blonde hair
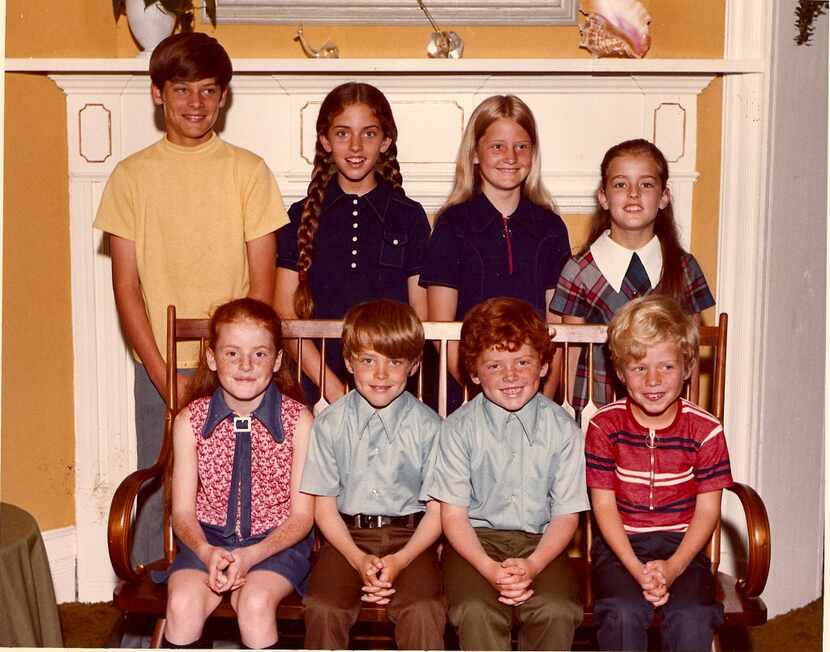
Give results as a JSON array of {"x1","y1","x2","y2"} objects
[{"x1": 440, "y1": 95, "x2": 556, "y2": 216}]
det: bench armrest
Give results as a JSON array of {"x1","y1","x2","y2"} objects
[
  {"x1": 107, "y1": 464, "x2": 166, "y2": 583},
  {"x1": 725, "y1": 482, "x2": 771, "y2": 597}
]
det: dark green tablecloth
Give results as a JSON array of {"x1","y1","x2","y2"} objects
[{"x1": 0, "y1": 503, "x2": 63, "y2": 646}]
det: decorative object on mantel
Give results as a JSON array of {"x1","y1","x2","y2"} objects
[
  {"x1": 113, "y1": 0, "x2": 217, "y2": 54},
  {"x1": 417, "y1": 0, "x2": 464, "y2": 59},
  {"x1": 794, "y1": 0, "x2": 828, "y2": 45},
  {"x1": 294, "y1": 24, "x2": 340, "y2": 59},
  {"x1": 578, "y1": 0, "x2": 651, "y2": 59}
]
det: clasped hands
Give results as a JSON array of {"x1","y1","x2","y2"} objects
[
  {"x1": 485, "y1": 557, "x2": 539, "y2": 607},
  {"x1": 204, "y1": 544, "x2": 258, "y2": 593},
  {"x1": 635, "y1": 559, "x2": 678, "y2": 607},
  {"x1": 357, "y1": 553, "x2": 404, "y2": 605}
]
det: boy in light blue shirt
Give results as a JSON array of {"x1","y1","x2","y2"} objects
[
  {"x1": 300, "y1": 299, "x2": 446, "y2": 649},
  {"x1": 427, "y1": 296, "x2": 588, "y2": 650}
]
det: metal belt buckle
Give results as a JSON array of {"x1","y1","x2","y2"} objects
[{"x1": 233, "y1": 417, "x2": 252, "y2": 433}]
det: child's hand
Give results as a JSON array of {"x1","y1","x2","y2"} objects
[
  {"x1": 204, "y1": 546, "x2": 235, "y2": 593},
  {"x1": 495, "y1": 558, "x2": 537, "y2": 606},
  {"x1": 644, "y1": 559, "x2": 678, "y2": 589},
  {"x1": 480, "y1": 559, "x2": 514, "y2": 593},
  {"x1": 376, "y1": 553, "x2": 404, "y2": 586},
  {"x1": 633, "y1": 563, "x2": 669, "y2": 606},
  {"x1": 354, "y1": 553, "x2": 386, "y2": 587},
  {"x1": 359, "y1": 555, "x2": 395, "y2": 605}
]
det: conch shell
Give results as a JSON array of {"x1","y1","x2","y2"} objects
[{"x1": 579, "y1": 0, "x2": 652, "y2": 59}]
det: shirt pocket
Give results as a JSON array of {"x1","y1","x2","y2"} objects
[{"x1": 378, "y1": 230, "x2": 409, "y2": 268}]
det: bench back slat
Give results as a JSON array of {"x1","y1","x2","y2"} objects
[{"x1": 163, "y1": 308, "x2": 727, "y2": 568}]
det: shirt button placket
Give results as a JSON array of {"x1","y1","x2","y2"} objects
[{"x1": 351, "y1": 199, "x2": 359, "y2": 271}]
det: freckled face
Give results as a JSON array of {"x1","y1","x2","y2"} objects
[
  {"x1": 598, "y1": 154, "x2": 670, "y2": 249},
  {"x1": 471, "y1": 342, "x2": 548, "y2": 412},
  {"x1": 319, "y1": 103, "x2": 392, "y2": 195},
  {"x1": 151, "y1": 77, "x2": 227, "y2": 147},
  {"x1": 345, "y1": 349, "x2": 418, "y2": 409},
  {"x1": 617, "y1": 339, "x2": 690, "y2": 430},
  {"x1": 206, "y1": 320, "x2": 281, "y2": 415}
]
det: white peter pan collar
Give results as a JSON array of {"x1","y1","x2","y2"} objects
[{"x1": 589, "y1": 230, "x2": 663, "y2": 293}]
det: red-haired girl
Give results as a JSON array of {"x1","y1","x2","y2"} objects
[{"x1": 158, "y1": 298, "x2": 313, "y2": 649}]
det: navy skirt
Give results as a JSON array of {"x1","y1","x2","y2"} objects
[{"x1": 152, "y1": 522, "x2": 314, "y2": 596}]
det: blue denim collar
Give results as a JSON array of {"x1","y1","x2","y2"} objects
[{"x1": 200, "y1": 383, "x2": 285, "y2": 443}]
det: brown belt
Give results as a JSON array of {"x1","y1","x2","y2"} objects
[{"x1": 339, "y1": 512, "x2": 424, "y2": 529}]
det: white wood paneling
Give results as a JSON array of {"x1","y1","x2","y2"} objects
[{"x1": 53, "y1": 65, "x2": 709, "y2": 601}]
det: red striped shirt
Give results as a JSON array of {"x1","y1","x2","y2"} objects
[{"x1": 585, "y1": 398, "x2": 732, "y2": 533}]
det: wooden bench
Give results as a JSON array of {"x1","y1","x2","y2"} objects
[{"x1": 108, "y1": 308, "x2": 770, "y2": 649}]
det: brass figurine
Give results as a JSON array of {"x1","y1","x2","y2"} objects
[{"x1": 294, "y1": 24, "x2": 340, "y2": 59}]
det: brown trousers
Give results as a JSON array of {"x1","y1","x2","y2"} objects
[
  {"x1": 443, "y1": 528, "x2": 582, "y2": 651},
  {"x1": 303, "y1": 526, "x2": 447, "y2": 650}
]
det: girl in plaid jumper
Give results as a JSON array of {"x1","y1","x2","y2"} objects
[{"x1": 550, "y1": 139, "x2": 714, "y2": 419}]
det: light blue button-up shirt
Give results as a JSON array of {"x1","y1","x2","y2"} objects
[
  {"x1": 426, "y1": 392, "x2": 589, "y2": 533},
  {"x1": 300, "y1": 389, "x2": 441, "y2": 516}
]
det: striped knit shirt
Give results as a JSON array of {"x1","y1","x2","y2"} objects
[{"x1": 585, "y1": 398, "x2": 732, "y2": 533}]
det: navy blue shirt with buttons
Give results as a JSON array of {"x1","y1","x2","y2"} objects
[
  {"x1": 418, "y1": 192, "x2": 571, "y2": 319},
  {"x1": 277, "y1": 175, "x2": 430, "y2": 398}
]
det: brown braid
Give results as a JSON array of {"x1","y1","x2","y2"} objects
[
  {"x1": 377, "y1": 142, "x2": 403, "y2": 191},
  {"x1": 294, "y1": 144, "x2": 336, "y2": 319},
  {"x1": 292, "y1": 82, "x2": 403, "y2": 318}
]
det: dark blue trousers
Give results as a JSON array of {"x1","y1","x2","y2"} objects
[{"x1": 592, "y1": 531, "x2": 724, "y2": 652}]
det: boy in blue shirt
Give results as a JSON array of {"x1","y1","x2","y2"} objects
[
  {"x1": 300, "y1": 299, "x2": 446, "y2": 649},
  {"x1": 427, "y1": 297, "x2": 588, "y2": 650}
]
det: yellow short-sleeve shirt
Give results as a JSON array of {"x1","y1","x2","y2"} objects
[{"x1": 94, "y1": 133, "x2": 288, "y2": 367}]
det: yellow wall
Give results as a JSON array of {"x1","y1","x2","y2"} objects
[{"x1": 3, "y1": 0, "x2": 724, "y2": 531}]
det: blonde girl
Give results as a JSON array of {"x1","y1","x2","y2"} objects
[
  {"x1": 419, "y1": 95, "x2": 570, "y2": 406},
  {"x1": 551, "y1": 138, "x2": 715, "y2": 415},
  {"x1": 275, "y1": 82, "x2": 430, "y2": 406}
]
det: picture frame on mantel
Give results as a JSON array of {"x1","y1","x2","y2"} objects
[{"x1": 214, "y1": 0, "x2": 577, "y2": 25}]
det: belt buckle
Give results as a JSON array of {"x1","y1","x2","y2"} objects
[{"x1": 367, "y1": 515, "x2": 384, "y2": 529}]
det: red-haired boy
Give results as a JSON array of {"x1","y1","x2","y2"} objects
[{"x1": 426, "y1": 297, "x2": 588, "y2": 650}]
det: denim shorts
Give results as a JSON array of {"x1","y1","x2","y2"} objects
[{"x1": 152, "y1": 522, "x2": 313, "y2": 596}]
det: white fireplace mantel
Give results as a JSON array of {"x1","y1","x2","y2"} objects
[{"x1": 11, "y1": 42, "x2": 773, "y2": 604}]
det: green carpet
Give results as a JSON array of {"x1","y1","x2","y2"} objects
[{"x1": 58, "y1": 598, "x2": 822, "y2": 649}]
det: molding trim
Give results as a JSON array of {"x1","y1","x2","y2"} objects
[
  {"x1": 215, "y1": 0, "x2": 577, "y2": 25},
  {"x1": 52, "y1": 66, "x2": 710, "y2": 602},
  {"x1": 42, "y1": 527, "x2": 77, "y2": 604}
]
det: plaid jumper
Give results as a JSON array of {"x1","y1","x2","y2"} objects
[{"x1": 550, "y1": 250, "x2": 714, "y2": 413}]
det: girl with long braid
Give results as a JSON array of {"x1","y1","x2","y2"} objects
[{"x1": 275, "y1": 83, "x2": 430, "y2": 407}]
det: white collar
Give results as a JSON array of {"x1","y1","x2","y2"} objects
[{"x1": 590, "y1": 230, "x2": 662, "y2": 293}]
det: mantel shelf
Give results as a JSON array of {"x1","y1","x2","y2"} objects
[{"x1": 6, "y1": 57, "x2": 764, "y2": 74}]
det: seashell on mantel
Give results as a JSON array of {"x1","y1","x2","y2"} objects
[{"x1": 579, "y1": 0, "x2": 652, "y2": 59}]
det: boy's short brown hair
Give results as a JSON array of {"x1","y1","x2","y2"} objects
[
  {"x1": 608, "y1": 295, "x2": 698, "y2": 372},
  {"x1": 341, "y1": 300, "x2": 424, "y2": 363},
  {"x1": 149, "y1": 32, "x2": 232, "y2": 90},
  {"x1": 459, "y1": 297, "x2": 553, "y2": 376}
]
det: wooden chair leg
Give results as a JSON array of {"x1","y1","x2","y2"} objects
[{"x1": 150, "y1": 617, "x2": 167, "y2": 649}]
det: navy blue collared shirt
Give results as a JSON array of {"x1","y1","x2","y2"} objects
[
  {"x1": 277, "y1": 175, "x2": 430, "y2": 399},
  {"x1": 278, "y1": 175, "x2": 430, "y2": 318},
  {"x1": 418, "y1": 192, "x2": 571, "y2": 319}
]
